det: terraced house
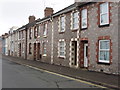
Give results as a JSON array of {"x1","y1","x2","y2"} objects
[{"x1": 3, "y1": 2, "x2": 120, "y2": 75}]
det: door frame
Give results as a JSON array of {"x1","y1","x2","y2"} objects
[
  {"x1": 84, "y1": 43, "x2": 88, "y2": 68},
  {"x1": 69, "y1": 38, "x2": 78, "y2": 68},
  {"x1": 37, "y1": 43, "x2": 40, "y2": 60},
  {"x1": 34, "y1": 43, "x2": 36, "y2": 60},
  {"x1": 19, "y1": 43, "x2": 21, "y2": 57}
]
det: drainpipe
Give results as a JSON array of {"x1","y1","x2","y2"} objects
[
  {"x1": 50, "y1": 16, "x2": 54, "y2": 64},
  {"x1": 76, "y1": 3, "x2": 81, "y2": 68},
  {"x1": 25, "y1": 26, "x2": 27, "y2": 60}
]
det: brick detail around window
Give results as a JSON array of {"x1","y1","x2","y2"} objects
[
  {"x1": 80, "y1": 6, "x2": 89, "y2": 29},
  {"x1": 96, "y1": 36, "x2": 112, "y2": 64},
  {"x1": 96, "y1": 2, "x2": 112, "y2": 26}
]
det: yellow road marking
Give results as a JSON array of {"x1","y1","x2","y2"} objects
[
  {"x1": 6, "y1": 59, "x2": 107, "y2": 88},
  {"x1": 24, "y1": 64, "x2": 107, "y2": 88}
]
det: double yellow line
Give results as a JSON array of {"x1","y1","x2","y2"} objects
[
  {"x1": 7, "y1": 58, "x2": 107, "y2": 88},
  {"x1": 24, "y1": 64, "x2": 107, "y2": 88}
]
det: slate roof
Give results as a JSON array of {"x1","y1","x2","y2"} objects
[{"x1": 15, "y1": 2, "x2": 93, "y2": 31}]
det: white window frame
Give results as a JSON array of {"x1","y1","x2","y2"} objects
[
  {"x1": 58, "y1": 39, "x2": 66, "y2": 58},
  {"x1": 34, "y1": 26, "x2": 37, "y2": 38},
  {"x1": 43, "y1": 42, "x2": 47, "y2": 56},
  {"x1": 100, "y1": 2, "x2": 109, "y2": 25},
  {"x1": 99, "y1": 40, "x2": 110, "y2": 63},
  {"x1": 81, "y1": 9, "x2": 87, "y2": 29},
  {"x1": 29, "y1": 28, "x2": 32, "y2": 39},
  {"x1": 43, "y1": 23, "x2": 47, "y2": 37},
  {"x1": 59, "y1": 16, "x2": 65, "y2": 32},
  {"x1": 38, "y1": 25, "x2": 40, "y2": 37},
  {"x1": 22, "y1": 42, "x2": 24, "y2": 53},
  {"x1": 19, "y1": 31, "x2": 21, "y2": 40},
  {"x1": 72, "y1": 11, "x2": 79, "y2": 30},
  {"x1": 22, "y1": 30, "x2": 24, "y2": 39}
]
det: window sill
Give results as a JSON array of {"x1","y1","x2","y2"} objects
[
  {"x1": 71, "y1": 29, "x2": 78, "y2": 32},
  {"x1": 59, "y1": 31, "x2": 65, "y2": 34},
  {"x1": 81, "y1": 27, "x2": 87, "y2": 30},
  {"x1": 97, "y1": 61, "x2": 110, "y2": 65},
  {"x1": 99, "y1": 24, "x2": 110, "y2": 28},
  {"x1": 58, "y1": 56, "x2": 65, "y2": 59},
  {"x1": 43, "y1": 35, "x2": 47, "y2": 38},
  {"x1": 43, "y1": 54, "x2": 47, "y2": 57}
]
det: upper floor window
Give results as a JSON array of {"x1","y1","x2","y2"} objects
[
  {"x1": 81, "y1": 9, "x2": 87, "y2": 29},
  {"x1": 100, "y1": 2, "x2": 109, "y2": 25},
  {"x1": 19, "y1": 31, "x2": 21, "y2": 39},
  {"x1": 34, "y1": 27, "x2": 38, "y2": 39},
  {"x1": 29, "y1": 28, "x2": 32, "y2": 39},
  {"x1": 22, "y1": 31, "x2": 24, "y2": 39},
  {"x1": 37, "y1": 25, "x2": 40, "y2": 37},
  {"x1": 99, "y1": 40, "x2": 110, "y2": 63},
  {"x1": 72, "y1": 12, "x2": 79, "y2": 30},
  {"x1": 43, "y1": 24, "x2": 47, "y2": 37},
  {"x1": 29, "y1": 43, "x2": 32, "y2": 54},
  {"x1": 58, "y1": 40, "x2": 65, "y2": 58},
  {"x1": 59, "y1": 16, "x2": 65, "y2": 32}
]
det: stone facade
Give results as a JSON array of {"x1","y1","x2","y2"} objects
[{"x1": 2, "y1": 2, "x2": 119, "y2": 75}]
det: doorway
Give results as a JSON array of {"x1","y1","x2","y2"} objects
[
  {"x1": 71, "y1": 41, "x2": 77, "y2": 66},
  {"x1": 37, "y1": 43, "x2": 40, "y2": 60},
  {"x1": 19, "y1": 43, "x2": 21, "y2": 57},
  {"x1": 80, "y1": 40, "x2": 88, "y2": 68},
  {"x1": 84, "y1": 43, "x2": 88, "y2": 68},
  {"x1": 34, "y1": 43, "x2": 36, "y2": 60}
]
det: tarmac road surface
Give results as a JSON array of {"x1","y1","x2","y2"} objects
[{"x1": 2, "y1": 58, "x2": 106, "y2": 88}]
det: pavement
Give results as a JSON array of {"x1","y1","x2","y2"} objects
[{"x1": 2, "y1": 55, "x2": 120, "y2": 89}]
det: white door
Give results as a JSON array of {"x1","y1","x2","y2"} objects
[{"x1": 84, "y1": 44, "x2": 88, "y2": 67}]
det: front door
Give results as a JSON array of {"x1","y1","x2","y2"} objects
[
  {"x1": 34, "y1": 43, "x2": 36, "y2": 60},
  {"x1": 19, "y1": 43, "x2": 21, "y2": 57},
  {"x1": 71, "y1": 41, "x2": 77, "y2": 66},
  {"x1": 37, "y1": 43, "x2": 40, "y2": 60},
  {"x1": 84, "y1": 44, "x2": 88, "y2": 68}
]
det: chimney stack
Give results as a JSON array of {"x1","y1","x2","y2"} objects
[
  {"x1": 29, "y1": 16, "x2": 36, "y2": 23},
  {"x1": 44, "y1": 7, "x2": 54, "y2": 17}
]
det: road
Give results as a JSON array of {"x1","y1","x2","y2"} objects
[{"x1": 2, "y1": 58, "x2": 103, "y2": 88}]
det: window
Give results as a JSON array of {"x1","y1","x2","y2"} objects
[
  {"x1": 19, "y1": 31, "x2": 21, "y2": 39},
  {"x1": 99, "y1": 40, "x2": 110, "y2": 63},
  {"x1": 43, "y1": 24, "x2": 47, "y2": 37},
  {"x1": 100, "y1": 2, "x2": 109, "y2": 25},
  {"x1": 37, "y1": 26, "x2": 39, "y2": 36},
  {"x1": 43, "y1": 42, "x2": 47, "y2": 56},
  {"x1": 81, "y1": 9, "x2": 87, "y2": 29},
  {"x1": 22, "y1": 42, "x2": 24, "y2": 53},
  {"x1": 72, "y1": 12, "x2": 79, "y2": 30},
  {"x1": 29, "y1": 43, "x2": 32, "y2": 54},
  {"x1": 29, "y1": 28, "x2": 32, "y2": 39},
  {"x1": 60, "y1": 16, "x2": 65, "y2": 32},
  {"x1": 22, "y1": 31, "x2": 24, "y2": 39},
  {"x1": 58, "y1": 41, "x2": 65, "y2": 57},
  {"x1": 34, "y1": 27, "x2": 38, "y2": 38}
]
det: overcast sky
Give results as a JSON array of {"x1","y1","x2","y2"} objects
[{"x1": 0, "y1": 0, "x2": 74, "y2": 36}]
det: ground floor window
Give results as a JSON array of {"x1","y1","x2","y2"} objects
[
  {"x1": 58, "y1": 40, "x2": 65, "y2": 58},
  {"x1": 43, "y1": 42, "x2": 47, "y2": 56},
  {"x1": 99, "y1": 40, "x2": 110, "y2": 63}
]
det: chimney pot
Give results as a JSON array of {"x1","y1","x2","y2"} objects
[
  {"x1": 44, "y1": 7, "x2": 54, "y2": 17},
  {"x1": 29, "y1": 16, "x2": 36, "y2": 23}
]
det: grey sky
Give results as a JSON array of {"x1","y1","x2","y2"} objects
[{"x1": 0, "y1": 0, "x2": 74, "y2": 36}]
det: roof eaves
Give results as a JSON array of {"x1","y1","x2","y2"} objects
[{"x1": 36, "y1": 16, "x2": 51, "y2": 24}]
